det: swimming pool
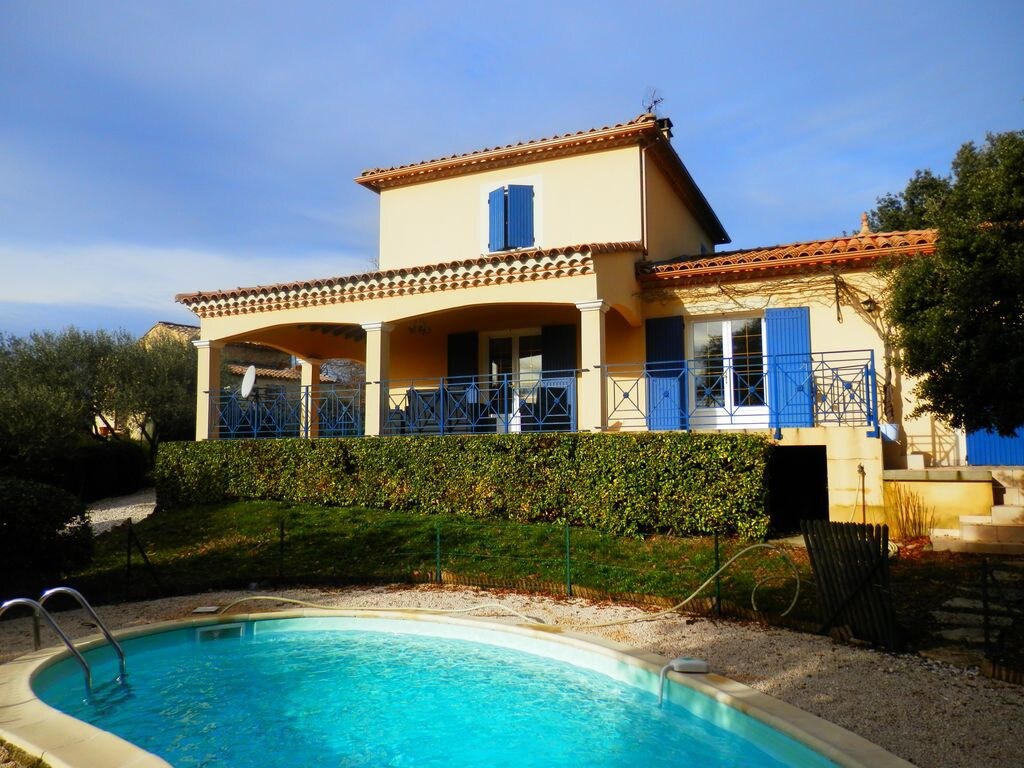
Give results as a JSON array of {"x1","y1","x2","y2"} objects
[{"x1": 2, "y1": 611, "x2": 909, "y2": 767}]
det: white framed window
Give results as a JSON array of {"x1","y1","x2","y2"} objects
[
  {"x1": 479, "y1": 328, "x2": 543, "y2": 433},
  {"x1": 689, "y1": 315, "x2": 768, "y2": 426}
]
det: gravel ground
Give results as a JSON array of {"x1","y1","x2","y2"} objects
[
  {"x1": 86, "y1": 488, "x2": 156, "y2": 533},
  {"x1": 1, "y1": 585, "x2": 1021, "y2": 768}
]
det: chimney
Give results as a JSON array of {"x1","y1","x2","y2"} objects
[{"x1": 656, "y1": 117, "x2": 674, "y2": 141}]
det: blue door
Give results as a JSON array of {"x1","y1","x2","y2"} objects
[
  {"x1": 967, "y1": 429, "x2": 1024, "y2": 465},
  {"x1": 645, "y1": 316, "x2": 686, "y2": 430}
]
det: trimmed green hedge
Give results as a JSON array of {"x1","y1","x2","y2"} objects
[{"x1": 154, "y1": 433, "x2": 772, "y2": 539}]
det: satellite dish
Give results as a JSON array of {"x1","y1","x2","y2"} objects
[{"x1": 240, "y1": 365, "x2": 257, "y2": 398}]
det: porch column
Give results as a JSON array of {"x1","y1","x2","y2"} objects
[
  {"x1": 299, "y1": 358, "x2": 321, "y2": 438},
  {"x1": 361, "y1": 322, "x2": 393, "y2": 436},
  {"x1": 193, "y1": 339, "x2": 223, "y2": 441},
  {"x1": 576, "y1": 300, "x2": 609, "y2": 432}
]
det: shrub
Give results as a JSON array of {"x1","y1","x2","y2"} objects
[
  {"x1": 60, "y1": 439, "x2": 151, "y2": 501},
  {"x1": 6, "y1": 437, "x2": 151, "y2": 502},
  {"x1": 884, "y1": 483, "x2": 937, "y2": 540},
  {"x1": 155, "y1": 433, "x2": 772, "y2": 539},
  {"x1": 0, "y1": 476, "x2": 92, "y2": 594}
]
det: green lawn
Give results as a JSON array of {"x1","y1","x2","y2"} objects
[
  {"x1": 63, "y1": 501, "x2": 1024, "y2": 663},
  {"x1": 72, "y1": 501, "x2": 815, "y2": 624}
]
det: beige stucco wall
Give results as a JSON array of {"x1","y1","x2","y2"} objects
[
  {"x1": 643, "y1": 153, "x2": 709, "y2": 261},
  {"x1": 785, "y1": 426, "x2": 886, "y2": 524},
  {"x1": 636, "y1": 270, "x2": 961, "y2": 469},
  {"x1": 191, "y1": 260, "x2": 958, "y2": 475},
  {"x1": 884, "y1": 471, "x2": 995, "y2": 530},
  {"x1": 377, "y1": 147, "x2": 644, "y2": 270}
]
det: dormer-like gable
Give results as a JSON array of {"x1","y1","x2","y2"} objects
[{"x1": 357, "y1": 114, "x2": 729, "y2": 271}]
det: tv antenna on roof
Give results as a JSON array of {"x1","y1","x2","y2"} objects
[
  {"x1": 642, "y1": 87, "x2": 664, "y2": 116},
  {"x1": 240, "y1": 365, "x2": 257, "y2": 399}
]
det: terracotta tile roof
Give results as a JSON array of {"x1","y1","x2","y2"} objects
[
  {"x1": 176, "y1": 242, "x2": 643, "y2": 319},
  {"x1": 226, "y1": 364, "x2": 332, "y2": 383},
  {"x1": 637, "y1": 229, "x2": 937, "y2": 286},
  {"x1": 355, "y1": 113, "x2": 729, "y2": 245},
  {"x1": 357, "y1": 114, "x2": 657, "y2": 191},
  {"x1": 143, "y1": 320, "x2": 199, "y2": 342}
]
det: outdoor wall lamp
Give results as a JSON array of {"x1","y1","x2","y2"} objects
[{"x1": 861, "y1": 298, "x2": 877, "y2": 314}]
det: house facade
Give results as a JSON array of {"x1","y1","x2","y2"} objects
[{"x1": 177, "y1": 113, "x2": 955, "y2": 527}]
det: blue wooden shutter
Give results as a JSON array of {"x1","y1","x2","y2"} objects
[
  {"x1": 766, "y1": 307, "x2": 813, "y2": 434},
  {"x1": 541, "y1": 324, "x2": 575, "y2": 377},
  {"x1": 967, "y1": 428, "x2": 1024, "y2": 465},
  {"x1": 447, "y1": 332, "x2": 478, "y2": 379},
  {"x1": 645, "y1": 316, "x2": 686, "y2": 430},
  {"x1": 507, "y1": 185, "x2": 534, "y2": 248},
  {"x1": 540, "y1": 324, "x2": 576, "y2": 430},
  {"x1": 488, "y1": 187, "x2": 506, "y2": 251}
]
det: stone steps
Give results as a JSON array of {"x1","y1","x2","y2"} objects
[
  {"x1": 930, "y1": 505, "x2": 1024, "y2": 554},
  {"x1": 992, "y1": 505, "x2": 1024, "y2": 524},
  {"x1": 930, "y1": 567, "x2": 1023, "y2": 647}
]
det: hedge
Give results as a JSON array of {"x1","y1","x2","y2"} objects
[{"x1": 154, "y1": 432, "x2": 773, "y2": 539}]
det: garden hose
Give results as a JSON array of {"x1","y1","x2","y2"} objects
[
  {"x1": 217, "y1": 543, "x2": 800, "y2": 631},
  {"x1": 575, "y1": 543, "x2": 801, "y2": 629}
]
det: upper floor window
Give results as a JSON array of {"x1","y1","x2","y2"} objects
[{"x1": 488, "y1": 184, "x2": 534, "y2": 251}]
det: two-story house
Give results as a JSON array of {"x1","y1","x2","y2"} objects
[{"x1": 177, "y1": 113, "x2": 970, "y2": 530}]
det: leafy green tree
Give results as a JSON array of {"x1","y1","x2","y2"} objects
[
  {"x1": 0, "y1": 328, "x2": 130, "y2": 479},
  {"x1": 98, "y1": 333, "x2": 197, "y2": 454},
  {"x1": 879, "y1": 131, "x2": 1024, "y2": 435},
  {"x1": 868, "y1": 169, "x2": 952, "y2": 232}
]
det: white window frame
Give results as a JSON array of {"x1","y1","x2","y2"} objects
[
  {"x1": 479, "y1": 328, "x2": 543, "y2": 433},
  {"x1": 687, "y1": 315, "x2": 769, "y2": 428}
]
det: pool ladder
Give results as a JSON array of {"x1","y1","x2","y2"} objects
[{"x1": 0, "y1": 587, "x2": 126, "y2": 693}]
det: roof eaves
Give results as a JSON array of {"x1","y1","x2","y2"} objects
[
  {"x1": 644, "y1": 136, "x2": 730, "y2": 246},
  {"x1": 175, "y1": 241, "x2": 643, "y2": 315},
  {"x1": 355, "y1": 114, "x2": 658, "y2": 191},
  {"x1": 638, "y1": 229, "x2": 937, "y2": 285}
]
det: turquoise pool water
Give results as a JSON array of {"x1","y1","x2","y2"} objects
[{"x1": 34, "y1": 618, "x2": 835, "y2": 767}]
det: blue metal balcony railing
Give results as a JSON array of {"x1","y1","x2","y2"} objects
[
  {"x1": 210, "y1": 386, "x2": 364, "y2": 439},
  {"x1": 605, "y1": 350, "x2": 877, "y2": 436},
  {"x1": 383, "y1": 372, "x2": 577, "y2": 435},
  {"x1": 205, "y1": 351, "x2": 875, "y2": 440}
]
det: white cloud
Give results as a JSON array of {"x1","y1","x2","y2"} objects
[{"x1": 0, "y1": 242, "x2": 370, "y2": 310}]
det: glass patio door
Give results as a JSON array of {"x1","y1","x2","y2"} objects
[
  {"x1": 487, "y1": 332, "x2": 542, "y2": 431},
  {"x1": 691, "y1": 317, "x2": 768, "y2": 428}
]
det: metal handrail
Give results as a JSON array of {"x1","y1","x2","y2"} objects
[
  {"x1": 39, "y1": 587, "x2": 126, "y2": 681},
  {"x1": 0, "y1": 598, "x2": 93, "y2": 693}
]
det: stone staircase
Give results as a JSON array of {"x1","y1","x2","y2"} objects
[
  {"x1": 924, "y1": 560, "x2": 1023, "y2": 669},
  {"x1": 933, "y1": 468, "x2": 1024, "y2": 554}
]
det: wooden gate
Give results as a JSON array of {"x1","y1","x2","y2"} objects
[{"x1": 801, "y1": 520, "x2": 905, "y2": 651}]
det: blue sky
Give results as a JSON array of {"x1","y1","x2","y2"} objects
[{"x1": 1, "y1": 1, "x2": 1021, "y2": 337}]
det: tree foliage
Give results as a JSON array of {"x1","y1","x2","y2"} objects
[
  {"x1": 0, "y1": 328, "x2": 129, "y2": 478},
  {"x1": 98, "y1": 333, "x2": 197, "y2": 452},
  {"x1": 0, "y1": 327, "x2": 197, "y2": 483},
  {"x1": 878, "y1": 131, "x2": 1024, "y2": 434},
  {"x1": 867, "y1": 169, "x2": 952, "y2": 232}
]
